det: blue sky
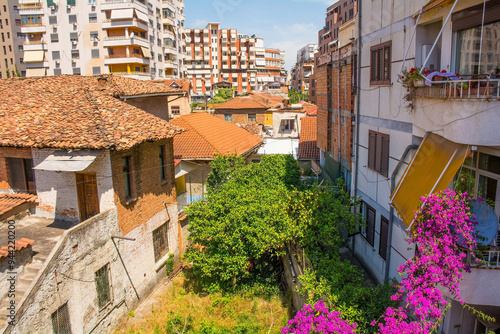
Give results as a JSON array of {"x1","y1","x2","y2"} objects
[{"x1": 184, "y1": 0, "x2": 330, "y2": 70}]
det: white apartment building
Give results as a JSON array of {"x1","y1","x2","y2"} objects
[
  {"x1": 17, "y1": 0, "x2": 185, "y2": 80},
  {"x1": 352, "y1": 0, "x2": 500, "y2": 332},
  {"x1": 186, "y1": 22, "x2": 285, "y2": 102}
]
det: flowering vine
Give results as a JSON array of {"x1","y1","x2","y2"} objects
[{"x1": 284, "y1": 190, "x2": 481, "y2": 333}]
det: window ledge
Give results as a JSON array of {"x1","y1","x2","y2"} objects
[
  {"x1": 125, "y1": 197, "x2": 137, "y2": 206},
  {"x1": 155, "y1": 253, "x2": 171, "y2": 272},
  {"x1": 161, "y1": 179, "x2": 169, "y2": 186}
]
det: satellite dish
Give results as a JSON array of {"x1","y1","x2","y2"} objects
[
  {"x1": 460, "y1": 200, "x2": 498, "y2": 246},
  {"x1": 130, "y1": 32, "x2": 135, "y2": 38}
]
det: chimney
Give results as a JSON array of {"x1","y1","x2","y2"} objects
[{"x1": 97, "y1": 77, "x2": 108, "y2": 90}]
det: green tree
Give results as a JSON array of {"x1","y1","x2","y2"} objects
[
  {"x1": 210, "y1": 88, "x2": 234, "y2": 104},
  {"x1": 288, "y1": 90, "x2": 309, "y2": 104},
  {"x1": 206, "y1": 154, "x2": 245, "y2": 191}
]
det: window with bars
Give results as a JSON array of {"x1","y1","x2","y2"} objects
[
  {"x1": 95, "y1": 264, "x2": 111, "y2": 309},
  {"x1": 159, "y1": 145, "x2": 168, "y2": 182},
  {"x1": 51, "y1": 303, "x2": 72, "y2": 334},
  {"x1": 370, "y1": 41, "x2": 391, "y2": 85},
  {"x1": 153, "y1": 222, "x2": 169, "y2": 262},
  {"x1": 379, "y1": 216, "x2": 389, "y2": 260},
  {"x1": 364, "y1": 203, "x2": 376, "y2": 247},
  {"x1": 171, "y1": 106, "x2": 180, "y2": 114},
  {"x1": 368, "y1": 130, "x2": 390, "y2": 177}
]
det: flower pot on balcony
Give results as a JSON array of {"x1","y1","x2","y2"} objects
[{"x1": 413, "y1": 79, "x2": 426, "y2": 88}]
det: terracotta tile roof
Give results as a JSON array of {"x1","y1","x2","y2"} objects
[
  {"x1": 298, "y1": 117, "x2": 320, "y2": 160},
  {"x1": 151, "y1": 78, "x2": 192, "y2": 93},
  {"x1": 0, "y1": 193, "x2": 37, "y2": 217},
  {"x1": 0, "y1": 75, "x2": 185, "y2": 151},
  {"x1": 276, "y1": 101, "x2": 318, "y2": 114},
  {"x1": 0, "y1": 238, "x2": 35, "y2": 258},
  {"x1": 170, "y1": 113, "x2": 263, "y2": 159},
  {"x1": 214, "y1": 93, "x2": 285, "y2": 110},
  {"x1": 249, "y1": 92, "x2": 285, "y2": 109},
  {"x1": 238, "y1": 124, "x2": 262, "y2": 137}
]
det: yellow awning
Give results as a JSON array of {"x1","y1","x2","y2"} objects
[
  {"x1": 23, "y1": 51, "x2": 44, "y2": 63},
  {"x1": 141, "y1": 47, "x2": 152, "y2": 58},
  {"x1": 390, "y1": 132, "x2": 469, "y2": 227},
  {"x1": 26, "y1": 68, "x2": 46, "y2": 77},
  {"x1": 412, "y1": 0, "x2": 455, "y2": 18}
]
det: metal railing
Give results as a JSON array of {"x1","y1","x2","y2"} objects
[
  {"x1": 105, "y1": 53, "x2": 143, "y2": 58},
  {"x1": 415, "y1": 75, "x2": 500, "y2": 100},
  {"x1": 111, "y1": 71, "x2": 150, "y2": 76},
  {"x1": 464, "y1": 247, "x2": 500, "y2": 269},
  {"x1": 104, "y1": 35, "x2": 148, "y2": 42},
  {"x1": 23, "y1": 40, "x2": 45, "y2": 45}
]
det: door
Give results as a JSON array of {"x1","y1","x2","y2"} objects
[
  {"x1": 76, "y1": 173, "x2": 99, "y2": 222},
  {"x1": 265, "y1": 111, "x2": 273, "y2": 127}
]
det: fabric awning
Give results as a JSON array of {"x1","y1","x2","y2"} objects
[
  {"x1": 390, "y1": 133, "x2": 470, "y2": 227},
  {"x1": 26, "y1": 68, "x2": 46, "y2": 77},
  {"x1": 280, "y1": 118, "x2": 296, "y2": 121},
  {"x1": 135, "y1": 9, "x2": 148, "y2": 23},
  {"x1": 412, "y1": 0, "x2": 455, "y2": 18},
  {"x1": 328, "y1": 39, "x2": 338, "y2": 46},
  {"x1": 110, "y1": 8, "x2": 134, "y2": 20},
  {"x1": 23, "y1": 51, "x2": 44, "y2": 63},
  {"x1": 34, "y1": 150, "x2": 101, "y2": 172},
  {"x1": 175, "y1": 161, "x2": 199, "y2": 179},
  {"x1": 19, "y1": 0, "x2": 40, "y2": 3},
  {"x1": 141, "y1": 47, "x2": 152, "y2": 58}
]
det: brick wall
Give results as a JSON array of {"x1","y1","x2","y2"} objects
[
  {"x1": 214, "y1": 108, "x2": 267, "y2": 125},
  {"x1": 111, "y1": 138, "x2": 177, "y2": 235},
  {"x1": 316, "y1": 63, "x2": 331, "y2": 151},
  {"x1": 0, "y1": 147, "x2": 32, "y2": 191}
]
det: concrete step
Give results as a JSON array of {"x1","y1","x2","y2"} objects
[
  {"x1": 25, "y1": 262, "x2": 44, "y2": 275},
  {"x1": 32, "y1": 256, "x2": 47, "y2": 264}
]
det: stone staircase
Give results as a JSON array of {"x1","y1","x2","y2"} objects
[{"x1": 0, "y1": 255, "x2": 46, "y2": 332}]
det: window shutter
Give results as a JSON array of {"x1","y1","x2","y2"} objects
[
  {"x1": 376, "y1": 48, "x2": 382, "y2": 82},
  {"x1": 370, "y1": 50, "x2": 377, "y2": 82},
  {"x1": 366, "y1": 207, "x2": 375, "y2": 247},
  {"x1": 368, "y1": 131, "x2": 376, "y2": 170},
  {"x1": 380, "y1": 134, "x2": 390, "y2": 177},
  {"x1": 384, "y1": 45, "x2": 391, "y2": 82},
  {"x1": 379, "y1": 217, "x2": 389, "y2": 260},
  {"x1": 375, "y1": 133, "x2": 383, "y2": 173}
]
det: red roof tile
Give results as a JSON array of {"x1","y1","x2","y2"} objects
[
  {"x1": 170, "y1": 113, "x2": 263, "y2": 159},
  {"x1": 0, "y1": 75, "x2": 185, "y2": 151},
  {"x1": 214, "y1": 93, "x2": 285, "y2": 110},
  {"x1": 298, "y1": 117, "x2": 320, "y2": 160},
  {"x1": 0, "y1": 193, "x2": 37, "y2": 217},
  {"x1": 0, "y1": 238, "x2": 35, "y2": 259}
]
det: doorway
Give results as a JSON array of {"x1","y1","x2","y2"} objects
[{"x1": 76, "y1": 173, "x2": 100, "y2": 222}]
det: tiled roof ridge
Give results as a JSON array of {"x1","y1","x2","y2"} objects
[
  {"x1": 247, "y1": 95, "x2": 270, "y2": 108},
  {"x1": 181, "y1": 115, "x2": 220, "y2": 155},
  {"x1": 83, "y1": 87, "x2": 115, "y2": 150}
]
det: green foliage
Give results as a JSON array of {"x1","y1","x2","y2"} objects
[
  {"x1": 288, "y1": 90, "x2": 309, "y2": 104},
  {"x1": 191, "y1": 102, "x2": 199, "y2": 111},
  {"x1": 206, "y1": 154, "x2": 245, "y2": 191},
  {"x1": 185, "y1": 155, "x2": 301, "y2": 292},
  {"x1": 166, "y1": 253, "x2": 175, "y2": 276}
]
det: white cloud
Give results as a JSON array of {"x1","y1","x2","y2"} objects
[{"x1": 191, "y1": 18, "x2": 209, "y2": 28}]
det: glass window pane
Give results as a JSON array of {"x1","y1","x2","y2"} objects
[
  {"x1": 478, "y1": 175, "x2": 497, "y2": 210},
  {"x1": 456, "y1": 168, "x2": 476, "y2": 196},
  {"x1": 479, "y1": 153, "x2": 500, "y2": 175}
]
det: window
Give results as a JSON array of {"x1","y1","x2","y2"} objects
[
  {"x1": 91, "y1": 49, "x2": 99, "y2": 58},
  {"x1": 72, "y1": 67, "x2": 80, "y2": 75},
  {"x1": 94, "y1": 264, "x2": 111, "y2": 309},
  {"x1": 49, "y1": 15, "x2": 57, "y2": 24},
  {"x1": 52, "y1": 51, "x2": 60, "y2": 60},
  {"x1": 68, "y1": 14, "x2": 77, "y2": 24},
  {"x1": 122, "y1": 156, "x2": 133, "y2": 200},
  {"x1": 18, "y1": 45, "x2": 22, "y2": 52},
  {"x1": 70, "y1": 32, "x2": 78, "y2": 41},
  {"x1": 54, "y1": 68, "x2": 61, "y2": 75},
  {"x1": 15, "y1": 19, "x2": 21, "y2": 26},
  {"x1": 51, "y1": 303, "x2": 72, "y2": 334},
  {"x1": 370, "y1": 41, "x2": 391, "y2": 85},
  {"x1": 171, "y1": 105, "x2": 180, "y2": 114},
  {"x1": 71, "y1": 50, "x2": 79, "y2": 59},
  {"x1": 368, "y1": 130, "x2": 390, "y2": 177},
  {"x1": 7, "y1": 158, "x2": 35, "y2": 194},
  {"x1": 159, "y1": 145, "x2": 168, "y2": 182},
  {"x1": 89, "y1": 13, "x2": 97, "y2": 23},
  {"x1": 90, "y1": 31, "x2": 98, "y2": 42},
  {"x1": 282, "y1": 119, "x2": 295, "y2": 131},
  {"x1": 224, "y1": 114, "x2": 232, "y2": 122},
  {"x1": 92, "y1": 67, "x2": 100, "y2": 75},
  {"x1": 153, "y1": 222, "x2": 169, "y2": 262},
  {"x1": 364, "y1": 203, "x2": 376, "y2": 247},
  {"x1": 248, "y1": 113, "x2": 257, "y2": 122},
  {"x1": 51, "y1": 33, "x2": 59, "y2": 42},
  {"x1": 67, "y1": 0, "x2": 76, "y2": 5},
  {"x1": 379, "y1": 216, "x2": 389, "y2": 260}
]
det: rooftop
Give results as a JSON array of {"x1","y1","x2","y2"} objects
[
  {"x1": 257, "y1": 138, "x2": 299, "y2": 159},
  {"x1": 298, "y1": 117, "x2": 320, "y2": 160},
  {"x1": 0, "y1": 75, "x2": 185, "y2": 151},
  {"x1": 170, "y1": 113, "x2": 263, "y2": 159},
  {"x1": 214, "y1": 93, "x2": 285, "y2": 110},
  {"x1": 0, "y1": 193, "x2": 37, "y2": 221}
]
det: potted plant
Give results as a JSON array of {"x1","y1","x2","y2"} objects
[{"x1": 399, "y1": 67, "x2": 424, "y2": 87}]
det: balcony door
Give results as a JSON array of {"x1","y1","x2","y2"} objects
[{"x1": 76, "y1": 173, "x2": 99, "y2": 222}]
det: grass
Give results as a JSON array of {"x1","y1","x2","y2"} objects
[{"x1": 116, "y1": 275, "x2": 289, "y2": 334}]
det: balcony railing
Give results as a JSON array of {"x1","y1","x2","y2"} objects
[
  {"x1": 106, "y1": 53, "x2": 143, "y2": 58},
  {"x1": 464, "y1": 247, "x2": 500, "y2": 269},
  {"x1": 21, "y1": 22, "x2": 43, "y2": 27},
  {"x1": 111, "y1": 71, "x2": 150, "y2": 76},
  {"x1": 23, "y1": 40, "x2": 45, "y2": 45},
  {"x1": 414, "y1": 76, "x2": 500, "y2": 100},
  {"x1": 104, "y1": 35, "x2": 148, "y2": 42},
  {"x1": 20, "y1": 3, "x2": 42, "y2": 10}
]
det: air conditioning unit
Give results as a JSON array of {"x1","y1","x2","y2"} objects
[
  {"x1": 73, "y1": 22, "x2": 77, "y2": 27},
  {"x1": 72, "y1": 59, "x2": 76, "y2": 63},
  {"x1": 72, "y1": 41, "x2": 78, "y2": 45},
  {"x1": 29, "y1": 34, "x2": 35, "y2": 39},
  {"x1": 67, "y1": 4, "x2": 71, "y2": 9},
  {"x1": 52, "y1": 25, "x2": 57, "y2": 30},
  {"x1": 55, "y1": 60, "x2": 60, "y2": 64},
  {"x1": 49, "y1": 5, "x2": 55, "y2": 10}
]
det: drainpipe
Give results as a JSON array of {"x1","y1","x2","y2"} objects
[
  {"x1": 352, "y1": 0, "x2": 362, "y2": 254},
  {"x1": 385, "y1": 145, "x2": 418, "y2": 281},
  {"x1": 337, "y1": 46, "x2": 342, "y2": 180}
]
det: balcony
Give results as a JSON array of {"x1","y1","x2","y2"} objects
[
  {"x1": 102, "y1": 18, "x2": 148, "y2": 31},
  {"x1": 103, "y1": 36, "x2": 149, "y2": 48},
  {"x1": 163, "y1": 30, "x2": 175, "y2": 39},
  {"x1": 111, "y1": 71, "x2": 151, "y2": 80},
  {"x1": 164, "y1": 45, "x2": 177, "y2": 54},
  {"x1": 101, "y1": 0, "x2": 147, "y2": 11},
  {"x1": 411, "y1": 76, "x2": 500, "y2": 146},
  {"x1": 19, "y1": 3, "x2": 43, "y2": 15},
  {"x1": 162, "y1": 15, "x2": 175, "y2": 25},
  {"x1": 23, "y1": 41, "x2": 47, "y2": 51},
  {"x1": 165, "y1": 60, "x2": 176, "y2": 68},
  {"x1": 104, "y1": 54, "x2": 150, "y2": 65},
  {"x1": 20, "y1": 23, "x2": 46, "y2": 34}
]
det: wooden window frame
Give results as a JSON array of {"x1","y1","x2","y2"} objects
[
  {"x1": 7, "y1": 158, "x2": 35, "y2": 194},
  {"x1": 153, "y1": 222, "x2": 169, "y2": 263},
  {"x1": 248, "y1": 113, "x2": 257, "y2": 122},
  {"x1": 122, "y1": 156, "x2": 133, "y2": 201},
  {"x1": 94, "y1": 263, "x2": 112, "y2": 310},
  {"x1": 379, "y1": 216, "x2": 389, "y2": 260},
  {"x1": 370, "y1": 41, "x2": 391, "y2": 85},
  {"x1": 171, "y1": 105, "x2": 180, "y2": 114},
  {"x1": 368, "y1": 130, "x2": 390, "y2": 177},
  {"x1": 364, "y1": 203, "x2": 376, "y2": 247}
]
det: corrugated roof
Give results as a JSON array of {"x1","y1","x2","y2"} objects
[
  {"x1": 170, "y1": 113, "x2": 263, "y2": 159},
  {"x1": 0, "y1": 75, "x2": 185, "y2": 151},
  {"x1": 298, "y1": 117, "x2": 320, "y2": 160}
]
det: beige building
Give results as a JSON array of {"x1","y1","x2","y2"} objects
[
  {"x1": 13, "y1": 0, "x2": 185, "y2": 79},
  {"x1": 0, "y1": 0, "x2": 25, "y2": 78}
]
